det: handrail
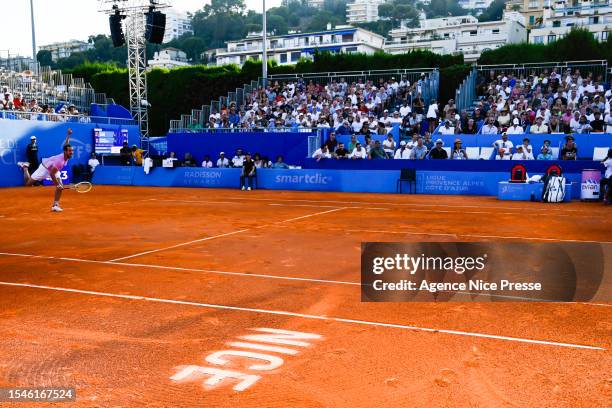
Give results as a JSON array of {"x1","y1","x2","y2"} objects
[{"x1": 0, "y1": 110, "x2": 136, "y2": 125}]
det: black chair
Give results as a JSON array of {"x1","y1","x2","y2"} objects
[{"x1": 397, "y1": 168, "x2": 416, "y2": 194}]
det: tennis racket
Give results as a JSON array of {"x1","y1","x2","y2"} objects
[{"x1": 66, "y1": 181, "x2": 93, "y2": 193}]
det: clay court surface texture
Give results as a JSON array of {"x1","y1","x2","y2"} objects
[{"x1": 0, "y1": 185, "x2": 610, "y2": 408}]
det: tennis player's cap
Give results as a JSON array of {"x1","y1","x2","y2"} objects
[{"x1": 30, "y1": 135, "x2": 36, "y2": 140}]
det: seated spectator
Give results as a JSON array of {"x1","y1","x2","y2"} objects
[
  {"x1": 575, "y1": 115, "x2": 592, "y2": 134},
  {"x1": 495, "y1": 148, "x2": 511, "y2": 160},
  {"x1": 590, "y1": 111, "x2": 605, "y2": 133},
  {"x1": 202, "y1": 155, "x2": 213, "y2": 168},
  {"x1": 438, "y1": 120, "x2": 454, "y2": 135},
  {"x1": 167, "y1": 151, "x2": 180, "y2": 167},
  {"x1": 272, "y1": 155, "x2": 289, "y2": 169},
  {"x1": 325, "y1": 132, "x2": 338, "y2": 152},
  {"x1": 410, "y1": 137, "x2": 428, "y2": 160},
  {"x1": 560, "y1": 136, "x2": 578, "y2": 160},
  {"x1": 463, "y1": 118, "x2": 478, "y2": 134},
  {"x1": 183, "y1": 152, "x2": 197, "y2": 167},
  {"x1": 481, "y1": 118, "x2": 498, "y2": 135},
  {"x1": 119, "y1": 142, "x2": 132, "y2": 165},
  {"x1": 423, "y1": 132, "x2": 434, "y2": 151},
  {"x1": 548, "y1": 116, "x2": 563, "y2": 134},
  {"x1": 506, "y1": 118, "x2": 524, "y2": 134},
  {"x1": 334, "y1": 142, "x2": 350, "y2": 159},
  {"x1": 217, "y1": 152, "x2": 230, "y2": 168},
  {"x1": 512, "y1": 145, "x2": 534, "y2": 160},
  {"x1": 240, "y1": 152, "x2": 256, "y2": 191},
  {"x1": 520, "y1": 138, "x2": 534, "y2": 158},
  {"x1": 429, "y1": 139, "x2": 448, "y2": 159},
  {"x1": 451, "y1": 139, "x2": 468, "y2": 160},
  {"x1": 253, "y1": 153, "x2": 266, "y2": 168},
  {"x1": 369, "y1": 140, "x2": 387, "y2": 160},
  {"x1": 493, "y1": 133, "x2": 513, "y2": 160},
  {"x1": 336, "y1": 120, "x2": 352, "y2": 135},
  {"x1": 537, "y1": 145, "x2": 554, "y2": 160},
  {"x1": 382, "y1": 134, "x2": 396, "y2": 158},
  {"x1": 395, "y1": 141, "x2": 411, "y2": 159},
  {"x1": 530, "y1": 117, "x2": 548, "y2": 134},
  {"x1": 312, "y1": 144, "x2": 332, "y2": 161},
  {"x1": 232, "y1": 149, "x2": 245, "y2": 167},
  {"x1": 348, "y1": 134, "x2": 359, "y2": 152},
  {"x1": 349, "y1": 142, "x2": 367, "y2": 159}
]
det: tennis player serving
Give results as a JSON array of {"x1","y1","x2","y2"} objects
[{"x1": 18, "y1": 128, "x2": 74, "y2": 212}]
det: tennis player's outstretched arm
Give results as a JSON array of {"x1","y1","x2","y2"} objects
[{"x1": 64, "y1": 128, "x2": 73, "y2": 147}]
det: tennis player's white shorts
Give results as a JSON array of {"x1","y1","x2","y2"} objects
[{"x1": 30, "y1": 164, "x2": 58, "y2": 182}]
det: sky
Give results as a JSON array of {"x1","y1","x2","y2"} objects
[{"x1": 0, "y1": 0, "x2": 282, "y2": 59}]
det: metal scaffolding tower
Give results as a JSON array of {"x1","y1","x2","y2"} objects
[{"x1": 98, "y1": 1, "x2": 169, "y2": 143}]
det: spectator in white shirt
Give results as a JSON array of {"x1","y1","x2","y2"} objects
[
  {"x1": 520, "y1": 138, "x2": 534, "y2": 158},
  {"x1": 312, "y1": 144, "x2": 332, "y2": 160},
  {"x1": 512, "y1": 145, "x2": 534, "y2": 160},
  {"x1": 202, "y1": 155, "x2": 214, "y2": 168},
  {"x1": 493, "y1": 133, "x2": 513, "y2": 159},
  {"x1": 382, "y1": 134, "x2": 396, "y2": 158},
  {"x1": 451, "y1": 139, "x2": 468, "y2": 160},
  {"x1": 394, "y1": 140, "x2": 411, "y2": 159},
  {"x1": 231, "y1": 149, "x2": 245, "y2": 167},
  {"x1": 438, "y1": 120, "x2": 455, "y2": 135},
  {"x1": 389, "y1": 111, "x2": 403, "y2": 126},
  {"x1": 88, "y1": 152, "x2": 100, "y2": 174},
  {"x1": 530, "y1": 117, "x2": 548, "y2": 134},
  {"x1": 350, "y1": 143, "x2": 367, "y2": 159},
  {"x1": 506, "y1": 118, "x2": 524, "y2": 134},
  {"x1": 217, "y1": 152, "x2": 230, "y2": 168},
  {"x1": 481, "y1": 119, "x2": 499, "y2": 135},
  {"x1": 399, "y1": 102, "x2": 411, "y2": 118},
  {"x1": 426, "y1": 99, "x2": 439, "y2": 132}
]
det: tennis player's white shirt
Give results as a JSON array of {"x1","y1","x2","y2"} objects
[{"x1": 31, "y1": 152, "x2": 68, "y2": 181}]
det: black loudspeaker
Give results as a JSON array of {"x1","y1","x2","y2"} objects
[
  {"x1": 109, "y1": 13, "x2": 125, "y2": 47},
  {"x1": 145, "y1": 10, "x2": 166, "y2": 44}
]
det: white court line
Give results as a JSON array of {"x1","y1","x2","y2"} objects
[
  {"x1": 182, "y1": 196, "x2": 587, "y2": 213},
  {"x1": 153, "y1": 199, "x2": 388, "y2": 211},
  {"x1": 0, "y1": 251, "x2": 609, "y2": 306},
  {"x1": 338, "y1": 228, "x2": 612, "y2": 245},
  {"x1": 108, "y1": 207, "x2": 346, "y2": 262},
  {"x1": 274, "y1": 207, "x2": 345, "y2": 224},
  {"x1": 0, "y1": 252, "x2": 359, "y2": 286},
  {"x1": 268, "y1": 203, "x2": 389, "y2": 211},
  {"x1": 0, "y1": 281, "x2": 604, "y2": 351},
  {"x1": 107, "y1": 229, "x2": 251, "y2": 262}
]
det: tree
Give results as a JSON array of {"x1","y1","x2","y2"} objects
[
  {"x1": 426, "y1": 0, "x2": 466, "y2": 18},
  {"x1": 478, "y1": 0, "x2": 505, "y2": 22},
  {"x1": 36, "y1": 50, "x2": 53, "y2": 67},
  {"x1": 379, "y1": 0, "x2": 420, "y2": 28}
]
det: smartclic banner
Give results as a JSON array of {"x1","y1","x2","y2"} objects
[{"x1": 361, "y1": 242, "x2": 611, "y2": 302}]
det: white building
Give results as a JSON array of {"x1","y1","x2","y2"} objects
[
  {"x1": 148, "y1": 48, "x2": 190, "y2": 69},
  {"x1": 458, "y1": 0, "x2": 494, "y2": 15},
  {"x1": 215, "y1": 27, "x2": 385, "y2": 66},
  {"x1": 39, "y1": 40, "x2": 93, "y2": 62},
  {"x1": 163, "y1": 10, "x2": 193, "y2": 43},
  {"x1": 306, "y1": 0, "x2": 326, "y2": 8},
  {"x1": 529, "y1": 0, "x2": 612, "y2": 45},
  {"x1": 346, "y1": 0, "x2": 385, "y2": 24},
  {"x1": 384, "y1": 15, "x2": 527, "y2": 62}
]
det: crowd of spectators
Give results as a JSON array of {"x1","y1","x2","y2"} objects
[
  {"x1": 202, "y1": 74, "x2": 431, "y2": 134},
  {"x1": 1, "y1": 86, "x2": 87, "y2": 122},
  {"x1": 469, "y1": 68, "x2": 612, "y2": 136},
  {"x1": 156, "y1": 149, "x2": 291, "y2": 170}
]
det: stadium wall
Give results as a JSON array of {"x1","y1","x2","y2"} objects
[
  {"x1": 0, "y1": 120, "x2": 141, "y2": 187},
  {"x1": 166, "y1": 132, "x2": 315, "y2": 166},
  {"x1": 91, "y1": 161, "x2": 597, "y2": 198}
]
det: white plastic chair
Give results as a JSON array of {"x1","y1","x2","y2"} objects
[
  {"x1": 593, "y1": 147, "x2": 609, "y2": 161},
  {"x1": 551, "y1": 147, "x2": 560, "y2": 159},
  {"x1": 479, "y1": 147, "x2": 494, "y2": 160},
  {"x1": 465, "y1": 147, "x2": 480, "y2": 160}
]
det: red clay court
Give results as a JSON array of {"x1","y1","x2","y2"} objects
[{"x1": 0, "y1": 185, "x2": 610, "y2": 407}]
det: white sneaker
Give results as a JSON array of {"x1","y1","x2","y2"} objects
[
  {"x1": 51, "y1": 205, "x2": 63, "y2": 212},
  {"x1": 247, "y1": 187, "x2": 252, "y2": 191},
  {"x1": 17, "y1": 161, "x2": 30, "y2": 169},
  {"x1": 241, "y1": 186, "x2": 246, "y2": 190}
]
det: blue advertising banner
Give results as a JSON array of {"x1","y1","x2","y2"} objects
[{"x1": 0, "y1": 120, "x2": 140, "y2": 187}]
